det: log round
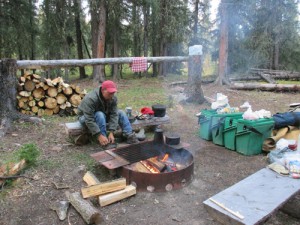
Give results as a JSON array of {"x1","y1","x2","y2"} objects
[{"x1": 44, "y1": 97, "x2": 57, "y2": 109}]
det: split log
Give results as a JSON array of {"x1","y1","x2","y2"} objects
[
  {"x1": 131, "y1": 162, "x2": 151, "y2": 173},
  {"x1": 56, "y1": 93, "x2": 67, "y2": 105},
  {"x1": 66, "y1": 191, "x2": 103, "y2": 225},
  {"x1": 17, "y1": 75, "x2": 86, "y2": 116},
  {"x1": 44, "y1": 108, "x2": 54, "y2": 116},
  {"x1": 19, "y1": 91, "x2": 31, "y2": 97},
  {"x1": 69, "y1": 94, "x2": 82, "y2": 106},
  {"x1": 99, "y1": 185, "x2": 136, "y2": 207},
  {"x1": 82, "y1": 171, "x2": 136, "y2": 207},
  {"x1": 44, "y1": 97, "x2": 57, "y2": 109},
  {"x1": 81, "y1": 178, "x2": 126, "y2": 198},
  {"x1": 63, "y1": 86, "x2": 73, "y2": 95},
  {"x1": 230, "y1": 82, "x2": 300, "y2": 92},
  {"x1": 32, "y1": 88, "x2": 45, "y2": 99},
  {"x1": 47, "y1": 86, "x2": 58, "y2": 97},
  {"x1": 146, "y1": 157, "x2": 166, "y2": 171},
  {"x1": 83, "y1": 171, "x2": 101, "y2": 186},
  {"x1": 0, "y1": 159, "x2": 26, "y2": 185},
  {"x1": 140, "y1": 160, "x2": 160, "y2": 173},
  {"x1": 24, "y1": 80, "x2": 36, "y2": 92}
]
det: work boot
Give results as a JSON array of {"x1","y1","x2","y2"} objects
[
  {"x1": 74, "y1": 133, "x2": 89, "y2": 146},
  {"x1": 124, "y1": 132, "x2": 139, "y2": 144},
  {"x1": 136, "y1": 128, "x2": 146, "y2": 141}
]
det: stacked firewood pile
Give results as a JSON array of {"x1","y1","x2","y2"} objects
[{"x1": 17, "y1": 73, "x2": 86, "y2": 116}]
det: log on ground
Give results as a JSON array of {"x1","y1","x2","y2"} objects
[
  {"x1": 230, "y1": 82, "x2": 300, "y2": 92},
  {"x1": 81, "y1": 178, "x2": 126, "y2": 198},
  {"x1": 66, "y1": 191, "x2": 103, "y2": 225}
]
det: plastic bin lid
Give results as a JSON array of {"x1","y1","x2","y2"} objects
[{"x1": 237, "y1": 118, "x2": 274, "y2": 126}]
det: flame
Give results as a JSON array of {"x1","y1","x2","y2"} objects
[{"x1": 161, "y1": 153, "x2": 169, "y2": 162}]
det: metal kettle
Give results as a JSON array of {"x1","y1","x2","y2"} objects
[{"x1": 153, "y1": 127, "x2": 164, "y2": 144}]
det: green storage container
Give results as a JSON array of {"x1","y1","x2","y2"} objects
[
  {"x1": 211, "y1": 113, "x2": 243, "y2": 146},
  {"x1": 235, "y1": 118, "x2": 274, "y2": 156},
  {"x1": 198, "y1": 109, "x2": 217, "y2": 140},
  {"x1": 223, "y1": 116, "x2": 240, "y2": 150}
]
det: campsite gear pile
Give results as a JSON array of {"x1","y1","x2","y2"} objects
[
  {"x1": 198, "y1": 94, "x2": 274, "y2": 156},
  {"x1": 198, "y1": 94, "x2": 300, "y2": 178}
]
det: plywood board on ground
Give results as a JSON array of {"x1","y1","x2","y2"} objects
[{"x1": 203, "y1": 168, "x2": 300, "y2": 225}]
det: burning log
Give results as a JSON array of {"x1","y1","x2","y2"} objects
[
  {"x1": 130, "y1": 162, "x2": 151, "y2": 173},
  {"x1": 159, "y1": 154, "x2": 178, "y2": 172},
  {"x1": 145, "y1": 157, "x2": 166, "y2": 172},
  {"x1": 140, "y1": 160, "x2": 160, "y2": 173},
  {"x1": 66, "y1": 191, "x2": 103, "y2": 225}
]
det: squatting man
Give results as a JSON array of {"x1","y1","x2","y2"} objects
[{"x1": 77, "y1": 80, "x2": 138, "y2": 147}]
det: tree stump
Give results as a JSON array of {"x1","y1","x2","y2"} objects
[
  {"x1": 0, "y1": 59, "x2": 42, "y2": 138},
  {"x1": 185, "y1": 45, "x2": 205, "y2": 104},
  {"x1": 0, "y1": 59, "x2": 19, "y2": 137}
]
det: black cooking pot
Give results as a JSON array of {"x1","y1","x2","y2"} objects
[
  {"x1": 164, "y1": 132, "x2": 180, "y2": 145},
  {"x1": 152, "y1": 104, "x2": 166, "y2": 117}
]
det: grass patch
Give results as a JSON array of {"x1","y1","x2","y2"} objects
[
  {"x1": 38, "y1": 158, "x2": 63, "y2": 171},
  {"x1": 117, "y1": 77, "x2": 169, "y2": 111},
  {"x1": 72, "y1": 152, "x2": 97, "y2": 172},
  {"x1": 17, "y1": 143, "x2": 40, "y2": 167}
]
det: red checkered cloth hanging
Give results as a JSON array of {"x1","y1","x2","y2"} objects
[{"x1": 131, "y1": 57, "x2": 148, "y2": 72}]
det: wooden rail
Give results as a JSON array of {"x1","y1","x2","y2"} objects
[{"x1": 14, "y1": 56, "x2": 189, "y2": 69}]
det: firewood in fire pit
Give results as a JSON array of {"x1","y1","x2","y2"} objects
[{"x1": 146, "y1": 157, "x2": 166, "y2": 172}]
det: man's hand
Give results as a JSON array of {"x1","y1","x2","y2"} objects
[
  {"x1": 98, "y1": 134, "x2": 109, "y2": 146},
  {"x1": 108, "y1": 132, "x2": 115, "y2": 144}
]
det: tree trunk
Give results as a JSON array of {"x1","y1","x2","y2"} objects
[
  {"x1": 93, "y1": 0, "x2": 106, "y2": 83},
  {"x1": 191, "y1": 0, "x2": 199, "y2": 45},
  {"x1": 74, "y1": 0, "x2": 86, "y2": 79},
  {"x1": 143, "y1": 3, "x2": 149, "y2": 77},
  {"x1": 158, "y1": 1, "x2": 166, "y2": 77},
  {"x1": 112, "y1": 21, "x2": 119, "y2": 80},
  {"x1": 0, "y1": 59, "x2": 19, "y2": 137},
  {"x1": 185, "y1": 51, "x2": 205, "y2": 104},
  {"x1": 218, "y1": 0, "x2": 229, "y2": 85},
  {"x1": 90, "y1": 0, "x2": 99, "y2": 78}
]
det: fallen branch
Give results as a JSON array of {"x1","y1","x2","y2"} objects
[
  {"x1": 52, "y1": 181, "x2": 70, "y2": 190},
  {"x1": 0, "y1": 175, "x2": 34, "y2": 180}
]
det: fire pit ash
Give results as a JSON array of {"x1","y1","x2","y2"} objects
[{"x1": 117, "y1": 142, "x2": 194, "y2": 192}]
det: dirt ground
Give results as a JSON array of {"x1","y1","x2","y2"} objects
[{"x1": 0, "y1": 80, "x2": 300, "y2": 225}]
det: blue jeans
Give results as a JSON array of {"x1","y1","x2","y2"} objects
[{"x1": 79, "y1": 110, "x2": 132, "y2": 137}]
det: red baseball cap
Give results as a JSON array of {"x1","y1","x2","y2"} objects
[{"x1": 102, "y1": 80, "x2": 117, "y2": 93}]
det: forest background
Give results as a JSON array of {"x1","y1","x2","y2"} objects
[{"x1": 0, "y1": 0, "x2": 299, "y2": 82}]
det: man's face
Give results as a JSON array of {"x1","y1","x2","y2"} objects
[{"x1": 102, "y1": 88, "x2": 115, "y2": 101}]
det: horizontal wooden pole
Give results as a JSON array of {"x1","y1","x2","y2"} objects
[{"x1": 15, "y1": 56, "x2": 189, "y2": 69}]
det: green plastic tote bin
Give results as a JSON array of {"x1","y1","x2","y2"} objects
[
  {"x1": 198, "y1": 109, "x2": 217, "y2": 140},
  {"x1": 223, "y1": 116, "x2": 243, "y2": 150},
  {"x1": 235, "y1": 118, "x2": 274, "y2": 156},
  {"x1": 211, "y1": 113, "x2": 243, "y2": 146}
]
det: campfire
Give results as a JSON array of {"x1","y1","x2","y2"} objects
[
  {"x1": 138, "y1": 153, "x2": 178, "y2": 174},
  {"x1": 116, "y1": 142, "x2": 194, "y2": 192},
  {"x1": 91, "y1": 140, "x2": 194, "y2": 192}
]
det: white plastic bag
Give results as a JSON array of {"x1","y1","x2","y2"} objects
[{"x1": 211, "y1": 93, "x2": 229, "y2": 110}]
